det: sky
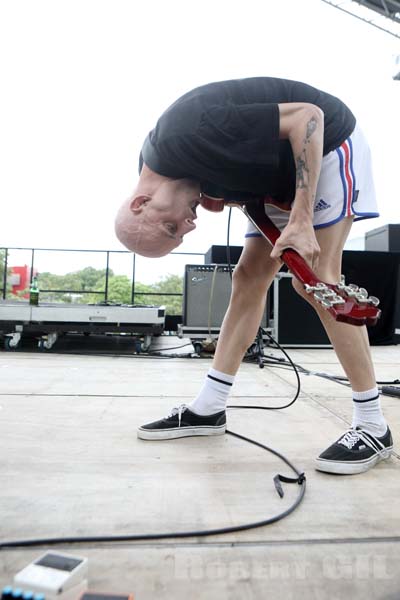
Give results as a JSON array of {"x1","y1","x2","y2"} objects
[{"x1": 1, "y1": 0, "x2": 399, "y2": 283}]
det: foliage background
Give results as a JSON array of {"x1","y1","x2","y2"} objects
[{"x1": 0, "y1": 256, "x2": 183, "y2": 315}]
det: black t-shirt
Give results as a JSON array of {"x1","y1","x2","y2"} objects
[{"x1": 139, "y1": 77, "x2": 356, "y2": 202}]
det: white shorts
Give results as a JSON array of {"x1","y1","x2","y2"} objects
[{"x1": 245, "y1": 123, "x2": 379, "y2": 237}]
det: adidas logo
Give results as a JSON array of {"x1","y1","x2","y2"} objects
[{"x1": 315, "y1": 198, "x2": 331, "y2": 212}]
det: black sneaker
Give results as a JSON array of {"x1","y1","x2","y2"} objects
[
  {"x1": 316, "y1": 426, "x2": 393, "y2": 475},
  {"x1": 137, "y1": 404, "x2": 226, "y2": 440}
]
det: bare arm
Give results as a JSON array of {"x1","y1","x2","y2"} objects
[{"x1": 270, "y1": 102, "x2": 324, "y2": 267}]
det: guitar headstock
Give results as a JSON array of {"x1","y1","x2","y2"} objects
[{"x1": 304, "y1": 276, "x2": 381, "y2": 326}]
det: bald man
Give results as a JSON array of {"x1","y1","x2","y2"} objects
[{"x1": 115, "y1": 77, "x2": 393, "y2": 475}]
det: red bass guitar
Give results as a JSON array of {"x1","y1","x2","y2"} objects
[{"x1": 199, "y1": 195, "x2": 381, "y2": 327}]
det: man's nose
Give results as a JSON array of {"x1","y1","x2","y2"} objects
[{"x1": 182, "y1": 218, "x2": 196, "y2": 234}]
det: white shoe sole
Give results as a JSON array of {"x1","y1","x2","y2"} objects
[
  {"x1": 137, "y1": 424, "x2": 226, "y2": 441},
  {"x1": 315, "y1": 447, "x2": 393, "y2": 475}
]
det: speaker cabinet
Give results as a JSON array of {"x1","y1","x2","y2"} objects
[
  {"x1": 273, "y1": 273, "x2": 331, "y2": 347},
  {"x1": 394, "y1": 265, "x2": 400, "y2": 344},
  {"x1": 342, "y1": 250, "x2": 400, "y2": 345},
  {"x1": 365, "y1": 224, "x2": 400, "y2": 252},
  {"x1": 204, "y1": 245, "x2": 243, "y2": 265}
]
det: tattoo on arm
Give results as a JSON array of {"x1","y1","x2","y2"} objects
[
  {"x1": 295, "y1": 116, "x2": 318, "y2": 191},
  {"x1": 305, "y1": 117, "x2": 317, "y2": 141},
  {"x1": 296, "y1": 154, "x2": 308, "y2": 189}
]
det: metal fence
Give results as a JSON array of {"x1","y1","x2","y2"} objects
[{"x1": 0, "y1": 246, "x2": 204, "y2": 306}]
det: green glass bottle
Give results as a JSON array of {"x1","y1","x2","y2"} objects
[{"x1": 29, "y1": 276, "x2": 39, "y2": 306}]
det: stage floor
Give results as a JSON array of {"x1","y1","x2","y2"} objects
[{"x1": 0, "y1": 339, "x2": 399, "y2": 599}]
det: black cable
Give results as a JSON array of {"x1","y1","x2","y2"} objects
[
  {"x1": 142, "y1": 352, "x2": 194, "y2": 359},
  {"x1": 147, "y1": 342, "x2": 194, "y2": 353},
  {"x1": 34, "y1": 350, "x2": 194, "y2": 360},
  {"x1": 0, "y1": 430, "x2": 306, "y2": 549},
  {"x1": 228, "y1": 329, "x2": 301, "y2": 410},
  {"x1": 2, "y1": 208, "x2": 398, "y2": 549},
  {"x1": 254, "y1": 354, "x2": 400, "y2": 390},
  {"x1": 0, "y1": 205, "x2": 307, "y2": 551},
  {"x1": 225, "y1": 208, "x2": 300, "y2": 409},
  {"x1": 380, "y1": 385, "x2": 400, "y2": 398}
]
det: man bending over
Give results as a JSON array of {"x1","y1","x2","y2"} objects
[{"x1": 115, "y1": 77, "x2": 393, "y2": 475}]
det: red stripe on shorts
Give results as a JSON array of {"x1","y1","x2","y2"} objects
[{"x1": 341, "y1": 141, "x2": 354, "y2": 217}]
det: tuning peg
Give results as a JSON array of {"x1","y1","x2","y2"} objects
[
  {"x1": 330, "y1": 295, "x2": 345, "y2": 305},
  {"x1": 344, "y1": 285, "x2": 359, "y2": 297},
  {"x1": 314, "y1": 292, "x2": 332, "y2": 307},
  {"x1": 368, "y1": 296, "x2": 380, "y2": 306},
  {"x1": 321, "y1": 289, "x2": 337, "y2": 298},
  {"x1": 355, "y1": 288, "x2": 369, "y2": 302},
  {"x1": 357, "y1": 288, "x2": 368, "y2": 298},
  {"x1": 305, "y1": 282, "x2": 328, "y2": 294}
]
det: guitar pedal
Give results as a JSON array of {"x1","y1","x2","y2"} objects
[{"x1": 14, "y1": 552, "x2": 88, "y2": 596}]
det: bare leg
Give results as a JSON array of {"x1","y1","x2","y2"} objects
[
  {"x1": 212, "y1": 235, "x2": 282, "y2": 375},
  {"x1": 292, "y1": 217, "x2": 376, "y2": 391}
]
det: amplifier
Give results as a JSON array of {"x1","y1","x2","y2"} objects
[
  {"x1": 184, "y1": 253, "x2": 400, "y2": 345},
  {"x1": 183, "y1": 264, "x2": 267, "y2": 328}
]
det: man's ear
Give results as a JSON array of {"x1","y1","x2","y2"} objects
[{"x1": 129, "y1": 195, "x2": 151, "y2": 213}]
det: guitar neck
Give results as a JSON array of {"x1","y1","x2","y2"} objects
[{"x1": 201, "y1": 194, "x2": 380, "y2": 325}]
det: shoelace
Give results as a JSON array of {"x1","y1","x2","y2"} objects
[
  {"x1": 338, "y1": 427, "x2": 390, "y2": 459},
  {"x1": 167, "y1": 404, "x2": 189, "y2": 428}
]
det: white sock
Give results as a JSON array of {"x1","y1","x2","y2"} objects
[
  {"x1": 189, "y1": 368, "x2": 234, "y2": 415},
  {"x1": 352, "y1": 387, "x2": 387, "y2": 437}
]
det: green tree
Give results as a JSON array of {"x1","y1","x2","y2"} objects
[
  {"x1": 105, "y1": 275, "x2": 132, "y2": 304},
  {"x1": 144, "y1": 274, "x2": 183, "y2": 315},
  {"x1": 86, "y1": 276, "x2": 155, "y2": 305},
  {"x1": 38, "y1": 268, "x2": 114, "y2": 303},
  {"x1": 0, "y1": 260, "x2": 184, "y2": 315},
  {"x1": 88, "y1": 273, "x2": 183, "y2": 314}
]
